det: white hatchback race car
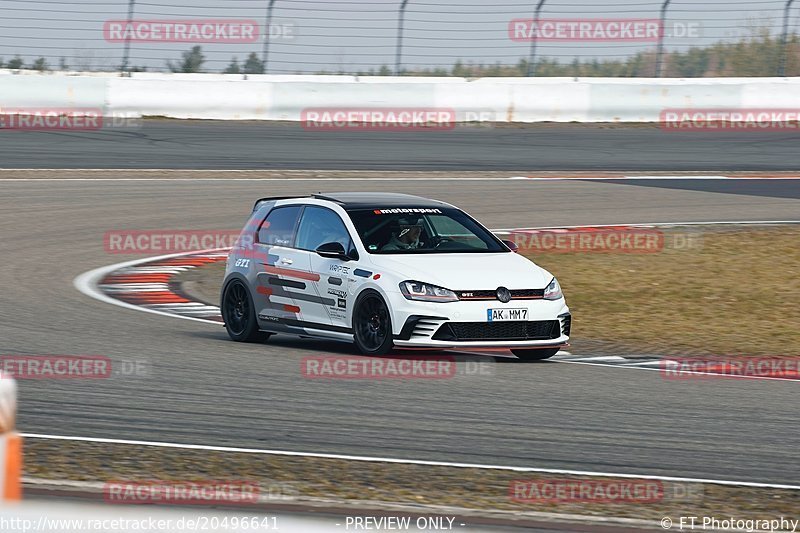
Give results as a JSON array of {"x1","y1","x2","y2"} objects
[{"x1": 221, "y1": 193, "x2": 570, "y2": 360}]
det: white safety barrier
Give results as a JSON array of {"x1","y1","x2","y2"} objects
[
  {"x1": 1, "y1": 70, "x2": 799, "y2": 122},
  {"x1": 0, "y1": 372, "x2": 21, "y2": 501}
]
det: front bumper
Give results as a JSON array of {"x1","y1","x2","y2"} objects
[{"x1": 388, "y1": 294, "x2": 571, "y2": 348}]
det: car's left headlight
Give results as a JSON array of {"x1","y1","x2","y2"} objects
[
  {"x1": 543, "y1": 277, "x2": 563, "y2": 300},
  {"x1": 399, "y1": 281, "x2": 458, "y2": 302}
]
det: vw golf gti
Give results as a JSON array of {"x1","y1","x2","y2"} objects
[{"x1": 222, "y1": 193, "x2": 570, "y2": 360}]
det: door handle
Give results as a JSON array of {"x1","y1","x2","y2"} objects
[{"x1": 279, "y1": 258, "x2": 293, "y2": 265}]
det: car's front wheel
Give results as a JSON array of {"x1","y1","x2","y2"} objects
[
  {"x1": 353, "y1": 290, "x2": 393, "y2": 355},
  {"x1": 511, "y1": 348, "x2": 560, "y2": 361},
  {"x1": 222, "y1": 279, "x2": 270, "y2": 342}
]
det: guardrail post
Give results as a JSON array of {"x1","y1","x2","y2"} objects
[
  {"x1": 655, "y1": 0, "x2": 672, "y2": 77},
  {"x1": 120, "y1": 0, "x2": 136, "y2": 75},
  {"x1": 526, "y1": 0, "x2": 547, "y2": 77},
  {"x1": 0, "y1": 372, "x2": 20, "y2": 501},
  {"x1": 262, "y1": 0, "x2": 277, "y2": 74},
  {"x1": 395, "y1": 0, "x2": 410, "y2": 75},
  {"x1": 779, "y1": 0, "x2": 797, "y2": 76}
]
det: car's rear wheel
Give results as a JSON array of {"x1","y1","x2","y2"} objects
[
  {"x1": 353, "y1": 291, "x2": 393, "y2": 355},
  {"x1": 222, "y1": 279, "x2": 270, "y2": 342},
  {"x1": 511, "y1": 348, "x2": 560, "y2": 361}
]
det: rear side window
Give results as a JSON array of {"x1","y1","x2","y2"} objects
[
  {"x1": 257, "y1": 206, "x2": 301, "y2": 246},
  {"x1": 295, "y1": 206, "x2": 352, "y2": 251}
]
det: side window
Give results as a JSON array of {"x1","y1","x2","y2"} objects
[
  {"x1": 257, "y1": 206, "x2": 302, "y2": 246},
  {"x1": 295, "y1": 206, "x2": 352, "y2": 251}
]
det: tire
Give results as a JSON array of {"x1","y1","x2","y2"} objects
[
  {"x1": 222, "y1": 279, "x2": 270, "y2": 343},
  {"x1": 511, "y1": 348, "x2": 560, "y2": 361},
  {"x1": 353, "y1": 290, "x2": 394, "y2": 355}
]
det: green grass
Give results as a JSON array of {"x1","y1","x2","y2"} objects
[{"x1": 527, "y1": 226, "x2": 799, "y2": 356}]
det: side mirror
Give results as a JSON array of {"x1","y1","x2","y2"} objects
[
  {"x1": 501, "y1": 239, "x2": 519, "y2": 253},
  {"x1": 316, "y1": 242, "x2": 351, "y2": 261}
]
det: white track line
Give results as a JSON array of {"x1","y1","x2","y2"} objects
[
  {"x1": 558, "y1": 355, "x2": 626, "y2": 362},
  {"x1": 18, "y1": 432, "x2": 800, "y2": 491},
  {"x1": 556, "y1": 360, "x2": 800, "y2": 383}
]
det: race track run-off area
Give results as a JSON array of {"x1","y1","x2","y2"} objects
[{"x1": 1, "y1": 172, "x2": 789, "y2": 484}]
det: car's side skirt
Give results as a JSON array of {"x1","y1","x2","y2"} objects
[{"x1": 257, "y1": 315, "x2": 354, "y2": 341}]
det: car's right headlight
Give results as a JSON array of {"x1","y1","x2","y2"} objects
[
  {"x1": 543, "y1": 277, "x2": 563, "y2": 300},
  {"x1": 399, "y1": 281, "x2": 458, "y2": 302}
]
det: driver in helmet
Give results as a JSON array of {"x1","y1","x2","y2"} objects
[{"x1": 382, "y1": 217, "x2": 424, "y2": 251}]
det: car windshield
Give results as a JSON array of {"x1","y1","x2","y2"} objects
[{"x1": 347, "y1": 207, "x2": 507, "y2": 254}]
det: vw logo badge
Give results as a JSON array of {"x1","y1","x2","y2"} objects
[{"x1": 496, "y1": 286, "x2": 512, "y2": 303}]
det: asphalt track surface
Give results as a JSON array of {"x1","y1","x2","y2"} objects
[
  {"x1": 2, "y1": 157, "x2": 799, "y2": 489},
  {"x1": 1, "y1": 121, "x2": 800, "y2": 170}
]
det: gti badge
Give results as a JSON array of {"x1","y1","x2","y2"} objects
[{"x1": 496, "y1": 286, "x2": 512, "y2": 303}]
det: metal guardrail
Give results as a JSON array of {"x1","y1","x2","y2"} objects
[{"x1": 0, "y1": 1, "x2": 797, "y2": 77}]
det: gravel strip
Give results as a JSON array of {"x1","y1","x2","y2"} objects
[{"x1": 23, "y1": 438, "x2": 800, "y2": 520}]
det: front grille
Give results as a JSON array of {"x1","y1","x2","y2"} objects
[
  {"x1": 511, "y1": 289, "x2": 545, "y2": 299},
  {"x1": 457, "y1": 288, "x2": 544, "y2": 300},
  {"x1": 432, "y1": 320, "x2": 560, "y2": 341}
]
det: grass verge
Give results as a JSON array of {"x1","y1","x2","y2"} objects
[{"x1": 526, "y1": 225, "x2": 799, "y2": 356}]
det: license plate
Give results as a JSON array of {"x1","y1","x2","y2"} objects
[{"x1": 487, "y1": 308, "x2": 528, "y2": 322}]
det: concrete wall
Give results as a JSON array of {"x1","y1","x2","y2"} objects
[{"x1": 1, "y1": 70, "x2": 798, "y2": 122}]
